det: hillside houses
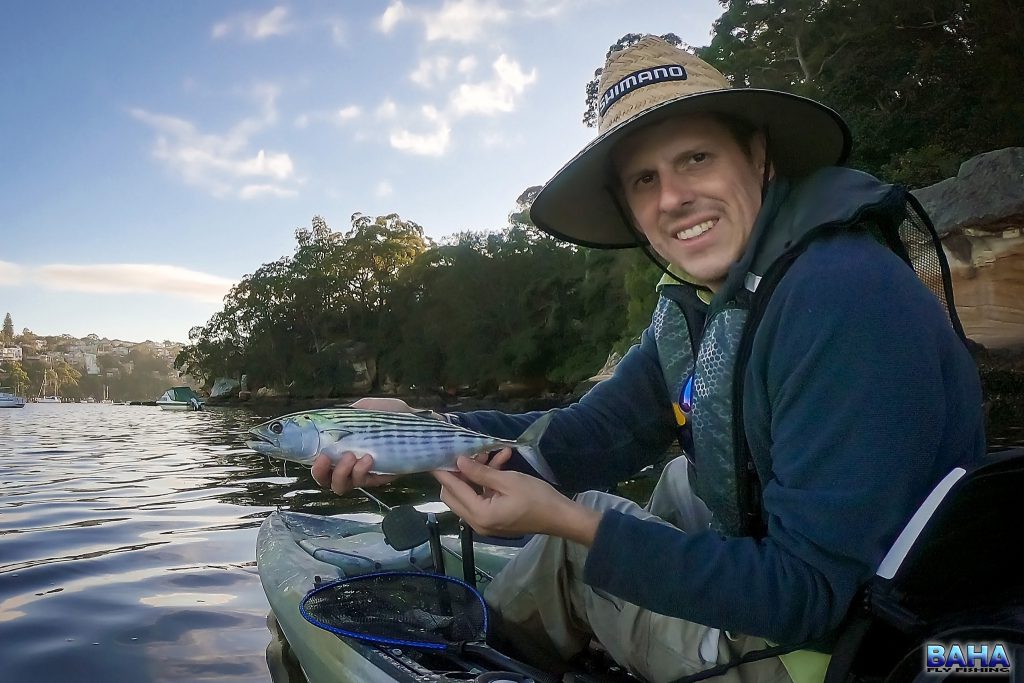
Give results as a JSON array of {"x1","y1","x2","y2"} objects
[{"x1": 14, "y1": 335, "x2": 183, "y2": 377}]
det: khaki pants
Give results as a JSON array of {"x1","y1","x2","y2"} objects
[{"x1": 484, "y1": 457, "x2": 790, "y2": 683}]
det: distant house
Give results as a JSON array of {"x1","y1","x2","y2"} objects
[{"x1": 0, "y1": 346, "x2": 23, "y2": 362}]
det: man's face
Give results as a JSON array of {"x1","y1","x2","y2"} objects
[{"x1": 612, "y1": 114, "x2": 766, "y2": 291}]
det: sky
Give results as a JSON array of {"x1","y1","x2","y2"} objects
[{"x1": 0, "y1": 0, "x2": 723, "y2": 344}]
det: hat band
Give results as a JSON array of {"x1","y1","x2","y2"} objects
[{"x1": 599, "y1": 64, "x2": 688, "y2": 117}]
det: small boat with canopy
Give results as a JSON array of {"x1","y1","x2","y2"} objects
[{"x1": 155, "y1": 386, "x2": 205, "y2": 411}]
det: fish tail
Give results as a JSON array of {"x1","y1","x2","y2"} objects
[{"x1": 514, "y1": 411, "x2": 559, "y2": 485}]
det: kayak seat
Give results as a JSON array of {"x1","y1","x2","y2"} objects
[
  {"x1": 299, "y1": 531, "x2": 434, "y2": 576},
  {"x1": 825, "y1": 447, "x2": 1024, "y2": 682}
]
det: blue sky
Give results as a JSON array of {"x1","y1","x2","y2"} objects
[{"x1": 1, "y1": 0, "x2": 722, "y2": 343}]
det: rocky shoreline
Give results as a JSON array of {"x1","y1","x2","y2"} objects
[{"x1": 208, "y1": 346, "x2": 1022, "y2": 440}]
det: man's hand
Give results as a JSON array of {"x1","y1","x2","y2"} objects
[
  {"x1": 310, "y1": 397, "x2": 426, "y2": 495},
  {"x1": 433, "y1": 454, "x2": 601, "y2": 545},
  {"x1": 311, "y1": 451, "x2": 397, "y2": 496}
]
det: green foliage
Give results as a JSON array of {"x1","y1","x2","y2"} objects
[
  {"x1": 2, "y1": 313, "x2": 13, "y2": 346},
  {"x1": 180, "y1": 202, "x2": 639, "y2": 396},
  {"x1": 698, "y1": 0, "x2": 1024, "y2": 187},
  {"x1": 0, "y1": 360, "x2": 30, "y2": 391}
]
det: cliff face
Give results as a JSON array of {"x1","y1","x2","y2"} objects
[{"x1": 913, "y1": 147, "x2": 1024, "y2": 350}]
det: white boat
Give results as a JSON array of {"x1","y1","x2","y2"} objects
[
  {"x1": 100, "y1": 385, "x2": 113, "y2": 405},
  {"x1": 37, "y1": 395, "x2": 61, "y2": 404},
  {"x1": 0, "y1": 387, "x2": 26, "y2": 408},
  {"x1": 156, "y1": 386, "x2": 205, "y2": 411}
]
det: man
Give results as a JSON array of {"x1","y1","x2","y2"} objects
[{"x1": 312, "y1": 37, "x2": 985, "y2": 683}]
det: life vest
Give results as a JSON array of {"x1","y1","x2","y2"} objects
[{"x1": 652, "y1": 167, "x2": 964, "y2": 537}]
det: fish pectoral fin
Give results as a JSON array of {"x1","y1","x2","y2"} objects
[{"x1": 319, "y1": 429, "x2": 352, "y2": 443}]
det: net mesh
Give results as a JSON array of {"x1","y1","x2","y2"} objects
[
  {"x1": 898, "y1": 204, "x2": 952, "y2": 318},
  {"x1": 868, "y1": 197, "x2": 962, "y2": 337},
  {"x1": 300, "y1": 572, "x2": 486, "y2": 649}
]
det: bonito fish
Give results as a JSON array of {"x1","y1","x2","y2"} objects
[{"x1": 245, "y1": 408, "x2": 558, "y2": 483}]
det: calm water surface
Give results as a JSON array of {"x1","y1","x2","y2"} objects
[
  {"x1": 1, "y1": 403, "x2": 1020, "y2": 683},
  {"x1": 0, "y1": 404, "x2": 440, "y2": 683}
]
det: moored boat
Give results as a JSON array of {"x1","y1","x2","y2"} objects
[
  {"x1": 0, "y1": 387, "x2": 26, "y2": 408},
  {"x1": 155, "y1": 386, "x2": 205, "y2": 411}
]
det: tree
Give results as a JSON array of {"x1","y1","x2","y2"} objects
[
  {"x1": 2, "y1": 313, "x2": 12, "y2": 346},
  {"x1": 0, "y1": 360, "x2": 30, "y2": 393},
  {"x1": 698, "y1": 0, "x2": 1024, "y2": 187},
  {"x1": 583, "y1": 32, "x2": 685, "y2": 127},
  {"x1": 53, "y1": 358, "x2": 81, "y2": 390}
]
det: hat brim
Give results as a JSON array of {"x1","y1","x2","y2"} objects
[{"x1": 530, "y1": 89, "x2": 852, "y2": 249}]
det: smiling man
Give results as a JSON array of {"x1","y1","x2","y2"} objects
[{"x1": 313, "y1": 37, "x2": 985, "y2": 683}]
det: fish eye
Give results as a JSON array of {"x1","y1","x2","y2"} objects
[{"x1": 269, "y1": 421, "x2": 284, "y2": 435}]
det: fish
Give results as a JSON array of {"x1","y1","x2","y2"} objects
[{"x1": 245, "y1": 407, "x2": 559, "y2": 484}]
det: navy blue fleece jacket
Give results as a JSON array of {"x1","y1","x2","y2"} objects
[{"x1": 452, "y1": 231, "x2": 986, "y2": 646}]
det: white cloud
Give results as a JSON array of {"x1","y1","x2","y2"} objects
[
  {"x1": 425, "y1": 0, "x2": 508, "y2": 42},
  {"x1": 0, "y1": 261, "x2": 27, "y2": 285},
  {"x1": 451, "y1": 54, "x2": 537, "y2": 116},
  {"x1": 518, "y1": 0, "x2": 582, "y2": 18},
  {"x1": 131, "y1": 84, "x2": 297, "y2": 200},
  {"x1": 0, "y1": 262, "x2": 235, "y2": 304},
  {"x1": 376, "y1": 99, "x2": 398, "y2": 120},
  {"x1": 294, "y1": 104, "x2": 361, "y2": 129},
  {"x1": 457, "y1": 55, "x2": 477, "y2": 74},
  {"x1": 212, "y1": 6, "x2": 293, "y2": 40},
  {"x1": 336, "y1": 105, "x2": 361, "y2": 123},
  {"x1": 410, "y1": 56, "x2": 452, "y2": 88},
  {"x1": 389, "y1": 105, "x2": 451, "y2": 156},
  {"x1": 378, "y1": 1, "x2": 408, "y2": 33},
  {"x1": 375, "y1": 180, "x2": 394, "y2": 198},
  {"x1": 239, "y1": 184, "x2": 299, "y2": 199},
  {"x1": 379, "y1": 0, "x2": 507, "y2": 42}
]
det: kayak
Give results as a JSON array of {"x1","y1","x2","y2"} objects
[{"x1": 256, "y1": 509, "x2": 534, "y2": 683}]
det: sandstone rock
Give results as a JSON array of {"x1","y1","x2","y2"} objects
[
  {"x1": 912, "y1": 147, "x2": 1024, "y2": 236},
  {"x1": 210, "y1": 377, "x2": 240, "y2": 399},
  {"x1": 912, "y1": 147, "x2": 1024, "y2": 349}
]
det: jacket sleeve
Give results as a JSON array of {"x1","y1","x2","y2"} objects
[
  {"x1": 583, "y1": 235, "x2": 984, "y2": 645},
  {"x1": 450, "y1": 323, "x2": 678, "y2": 493}
]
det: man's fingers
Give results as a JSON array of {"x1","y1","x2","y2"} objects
[
  {"x1": 433, "y1": 470, "x2": 477, "y2": 517},
  {"x1": 350, "y1": 452, "x2": 376, "y2": 486},
  {"x1": 484, "y1": 447, "x2": 513, "y2": 469},
  {"x1": 311, "y1": 454, "x2": 333, "y2": 486},
  {"x1": 328, "y1": 452, "x2": 359, "y2": 495},
  {"x1": 455, "y1": 455, "x2": 505, "y2": 488}
]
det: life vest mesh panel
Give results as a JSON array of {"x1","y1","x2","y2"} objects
[{"x1": 898, "y1": 201, "x2": 954, "y2": 320}]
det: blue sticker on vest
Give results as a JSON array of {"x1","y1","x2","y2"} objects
[{"x1": 599, "y1": 65, "x2": 688, "y2": 117}]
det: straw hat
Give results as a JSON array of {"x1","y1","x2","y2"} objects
[{"x1": 529, "y1": 36, "x2": 852, "y2": 248}]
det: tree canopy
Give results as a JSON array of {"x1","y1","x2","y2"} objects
[{"x1": 698, "y1": 0, "x2": 1023, "y2": 186}]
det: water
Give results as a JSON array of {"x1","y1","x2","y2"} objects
[
  {"x1": 0, "y1": 404, "x2": 440, "y2": 683},
  {"x1": 1, "y1": 403, "x2": 1020, "y2": 683}
]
